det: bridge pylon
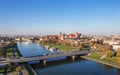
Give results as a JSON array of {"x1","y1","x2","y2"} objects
[
  {"x1": 72, "y1": 56, "x2": 76, "y2": 60},
  {"x1": 41, "y1": 59, "x2": 47, "y2": 65},
  {"x1": 67, "y1": 55, "x2": 76, "y2": 60}
]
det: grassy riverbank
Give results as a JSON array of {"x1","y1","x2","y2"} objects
[
  {"x1": 40, "y1": 42, "x2": 75, "y2": 51},
  {"x1": 81, "y1": 52, "x2": 120, "y2": 68}
]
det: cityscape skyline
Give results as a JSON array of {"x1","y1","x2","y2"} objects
[{"x1": 0, "y1": 0, "x2": 120, "y2": 35}]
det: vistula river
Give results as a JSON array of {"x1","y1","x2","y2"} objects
[{"x1": 17, "y1": 42, "x2": 120, "y2": 75}]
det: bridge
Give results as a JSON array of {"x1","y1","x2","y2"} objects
[{"x1": 0, "y1": 50, "x2": 97, "y2": 67}]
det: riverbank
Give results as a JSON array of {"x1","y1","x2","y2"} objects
[
  {"x1": 40, "y1": 42, "x2": 91, "y2": 53},
  {"x1": 0, "y1": 43, "x2": 37, "y2": 75},
  {"x1": 81, "y1": 52, "x2": 120, "y2": 69},
  {"x1": 15, "y1": 43, "x2": 37, "y2": 75},
  {"x1": 40, "y1": 42, "x2": 74, "y2": 52}
]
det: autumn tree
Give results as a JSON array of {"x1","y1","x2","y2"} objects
[
  {"x1": 94, "y1": 43, "x2": 102, "y2": 50},
  {"x1": 8, "y1": 61, "x2": 13, "y2": 71},
  {"x1": 61, "y1": 40, "x2": 68, "y2": 46},
  {"x1": 0, "y1": 47, "x2": 3, "y2": 56},
  {"x1": 97, "y1": 40, "x2": 103, "y2": 44},
  {"x1": 78, "y1": 45, "x2": 82, "y2": 50},
  {"x1": 16, "y1": 65, "x2": 22, "y2": 75},
  {"x1": 105, "y1": 50, "x2": 114, "y2": 58},
  {"x1": 78, "y1": 43, "x2": 84, "y2": 50},
  {"x1": 104, "y1": 43, "x2": 112, "y2": 51},
  {"x1": 89, "y1": 41, "x2": 95, "y2": 47},
  {"x1": 116, "y1": 48, "x2": 120, "y2": 57}
]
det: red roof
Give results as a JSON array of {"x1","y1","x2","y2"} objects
[{"x1": 68, "y1": 34, "x2": 76, "y2": 37}]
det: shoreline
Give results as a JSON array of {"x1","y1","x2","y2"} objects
[
  {"x1": 15, "y1": 43, "x2": 37, "y2": 75},
  {"x1": 40, "y1": 43, "x2": 74, "y2": 52},
  {"x1": 81, "y1": 56, "x2": 120, "y2": 69}
]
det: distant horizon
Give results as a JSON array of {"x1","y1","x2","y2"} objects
[
  {"x1": 0, "y1": 31, "x2": 120, "y2": 36},
  {"x1": 0, "y1": 0, "x2": 120, "y2": 35}
]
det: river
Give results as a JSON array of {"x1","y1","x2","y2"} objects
[{"x1": 18, "y1": 42, "x2": 120, "y2": 75}]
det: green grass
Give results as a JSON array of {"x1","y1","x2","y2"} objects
[
  {"x1": 3, "y1": 49, "x2": 7, "y2": 57},
  {"x1": 6, "y1": 48, "x2": 14, "y2": 57},
  {"x1": 82, "y1": 48, "x2": 89, "y2": 50},
  {"x1": 0, "y1": 43, "x2": 21, "y2": 74},
  {"x1": 101, "y1": 57, "x2": 119, "y2": 66},
  {"x1": 0, "y1": 66, "x2": 17, "y2": 74},
  {"x1": 0, "y1": 69, "x2": 5, "y2": 73},
  {"x1": 40, "y1": 42, "x2": 74, "y2": 51},
  {"x1": 3, "y1": 48, "x2": 13, "y2": 57},
  {"x1": 7, "y1": 53, "x2": 13, "y2": 56},
  {"x1": 85, "y1": 52, "x2": 120, "y2": 67},
  {"x1": 88, "y1": 52, "x2": 101, "y2": 59}
]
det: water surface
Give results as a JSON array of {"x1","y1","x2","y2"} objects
[
  {"x1": 32, "y1": 59, "x2": 120, "y2": 75},
  {"x1": 18, "y1": 42, "x2": 120, "y2": 75}
]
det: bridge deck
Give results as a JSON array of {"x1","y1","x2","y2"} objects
[
  {"x1": 0, "y1": 50, "x2": 97, "y2": 67},
  {"x1": 10, "y1": 50, "x2": 96, "y2": 63}
]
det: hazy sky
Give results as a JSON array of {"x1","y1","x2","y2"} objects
[{"x1": 0, "y1": 0, "x2": 120, "y2": 35}]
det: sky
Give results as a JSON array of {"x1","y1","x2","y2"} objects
[{"x1": 0, "y1": 0, "x2": 120, "y2": 35}]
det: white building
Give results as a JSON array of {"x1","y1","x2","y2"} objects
[
  {"x1": 113, "y1": 45, "x2": 120, "y2": 52},
  {"x1": 103, "y1": 41, "x2": 119, "y2": 45},
  {"x1": 15, "y1": 38, "x2": 20, "y2": 41}
]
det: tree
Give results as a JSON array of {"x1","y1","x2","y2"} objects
[
  {"x1": 0, "y1": 43, "x2": 3, "y2": 56},
  {"x1": 8, "y1": 61, "x2": 13, "y2": 71},
  {"x1": 97, "y1": 40, "x2": 103, "y2": 44},
  {"x1": 89, "y1": 41, "x2": 95, "y2": 47},
  {"x1": 105, "y1": 50, "x2": 114, "y2": 58},
  {"x1": 61, "y1": 40, "x2": 68, "y2": 46},
  {"x1": 78, "y1": 43, "x2": 84, "y2": 50},
  {"x1": 104, "y1": 43, "x2": 112, "y2": 51},
  {"x1": 95, "y1": 44, "x2": 102, "y2": 50},
  {"x1": 94, "y1": 43, "x2": 103, "y2": 50},
  {"x1": 117, "y1": 48, "x2": 120, "y2": 57},
  {"x1": 0, "y1": 47, "x2": 3, "y2": 56},
  {"x1": 16, "y1": 65, "x2": 22, "y2": 75},
  {"x1": 78, "y1": 45, "x2": 82, "y2": 50}
]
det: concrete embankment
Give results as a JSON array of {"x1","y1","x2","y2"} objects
[{"x1": 81, "y1": 56, "x2": 120, "y2": 69}]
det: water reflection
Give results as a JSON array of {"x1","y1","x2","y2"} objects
[
  {"x1": 17, "y1": 42, "x2": 59, "y2": 57},
  {"x1": 117, "y1": 68, "x2": 120, "y2": 75},
  {"x1": 32, "y1": 58, "x2": 120, "y2": 75},
  {"x1": 32, "y1": 58, "x2": 85, "y2": 69}
]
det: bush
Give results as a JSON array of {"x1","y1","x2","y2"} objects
[{"x1": 117, "y1": 51, "x2": 120, "y2": 57}]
